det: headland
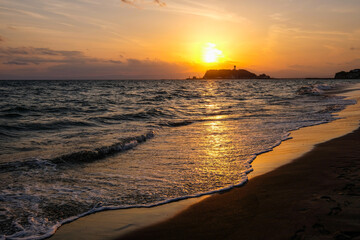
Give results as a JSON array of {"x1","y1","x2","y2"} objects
[
  {"x1": 335, "y1": 69, "x2": 360, "y2": 79},
  {"x1": 203, "y1": 66, "x2": 270, "y2": 79}
]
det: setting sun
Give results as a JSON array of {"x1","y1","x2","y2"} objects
[{"x1": 203, "y1": 43, "x2": 223, "y2": 63}]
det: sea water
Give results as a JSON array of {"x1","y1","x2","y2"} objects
[{"x1": 0, "y1": 79, "x2": 358, "y2": 239}]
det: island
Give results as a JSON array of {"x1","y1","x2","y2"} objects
[
  {"x1": 203, "y1": 66, "x2": 270, "y2": 79},
  {"x1": 335, "y1": 69, "x2": 360, "y2": 79}
]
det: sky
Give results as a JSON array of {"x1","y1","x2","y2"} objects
[{"x1": 0, "y1": 0, "x2": 360, "y2": 79}]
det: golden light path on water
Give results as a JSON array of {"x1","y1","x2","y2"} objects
[
  {"x1": 92, "y1": 80, "x2": 250, "y2": 197},
  {"x1": 196, "y1": 82, "x2": 240, "y2": 183},
  {"x1": 199, "y1": 119, "x2": 238, "y2": 182}
]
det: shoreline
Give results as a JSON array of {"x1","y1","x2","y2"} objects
[
  {"x1": 118, "y1": 84, "x2": 360, "y2": 239},
  {"x1": 248, "y1": 84, "x2": 360, "y2": 180},
  {"x1": 51, "y1": 83, "x2": 360, "y2": 240}
]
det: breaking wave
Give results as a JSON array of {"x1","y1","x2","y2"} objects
[{"x1": 52, "y1": 132, "x2": 155, "y2": 164}]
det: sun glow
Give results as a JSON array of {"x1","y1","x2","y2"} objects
[{"x1": 203, "y1": 43, "x2": 223, "y2": 63}]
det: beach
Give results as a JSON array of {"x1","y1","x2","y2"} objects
[
  {"x1": 5, "y1": 79, "x2": 358, "y2": 239},
  {"x1": 118, "y1": 89, "x2": 360, "y2": 239},
  {"x1": 120, "y1": 128, "x2": 360, "y2": 240},
  {"x1": 1, "y1": 80, "x2": 359, "y2": 240},
  {"x1": 48, "y1": 84, "x2": 360, "y2": 240},
  {"x1": 2, "y1": 1, "x2": 360, "y2": 239}
]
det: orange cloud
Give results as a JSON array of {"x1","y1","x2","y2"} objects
[
  {"x1": 0, "y1": 46, "x2": 199, "y2": 79},
  {"x1": 121, "y1": 0, "x2": 166, "y2": 7},
  {"x1": 154, "y1": 0, "x2": 166, "y2": 7}
]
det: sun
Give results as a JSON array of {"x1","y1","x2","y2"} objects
[{"x1": 203, "y1": 43, "x2": 223, "y2": 63}]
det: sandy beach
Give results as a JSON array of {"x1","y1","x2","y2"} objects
[
  {"x1": 117, "y1": 89, "x2": 360, "y2": 239},
  {"x1": 2, "y1": 1, "x2": 360, "y2": 239},
  {"x1": 120, "y1": 126, "x2": 360, "y2": 239},
  {"x1": 49, "y1": 85, "x2": 360, "y2": 240}
]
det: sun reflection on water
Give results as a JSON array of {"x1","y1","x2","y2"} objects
[
  {"x1": 196, "y1": 119, "x2": 239, "y2": 180},
  {"x1": 105, "y1": 79, "x2": 251, "y2": 196},
  {"x1": 188, "y1": 81, "x2": 244, "y2": 185}
]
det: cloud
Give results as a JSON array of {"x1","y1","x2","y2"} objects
[
  {"x1": 3, "y1": 61, "x2": 28, "y2": 65},
  {"x1": 0, "y1": 6, "x2": 47, "y2": 20},
  {"x1": 45, "y1": 58, "x2": 191, "y2": 79},
  {"x1": 0, "y1": 46, "x2": 196, "y2": 79},
  {"x1": 0, "y1": 59, "x2": 194, "y2": 80},
  {"x1": 0, "y1": 47, "x2": 29, "y2": 55},
  {"x1": 107, "y1": 60, "x2": 123, "y2": 64},
  {"x1": 121, "y1": 0, "x2": 136, "y2": 6},
  {"x1": 0, "y1": 47, "x2": 83, "y2": 57},
  {"x1": 2, "y1": 57, "x2": 80, "y2": 65},
  {"x1": 0, "y1": 47, "x2": 87, "y2": 65},
  {"x1": 35, "y1": 48, "x2": 83, "y2": 57},
  {"x1": 120, "y1": 0, "x2": 166, "y2": 7},
  {"x1": 153, "y1": 0, "x2": 166, "y2": 7},
  {"x1": 154, "y1": 1, "x2": 248, "y2": 23}
]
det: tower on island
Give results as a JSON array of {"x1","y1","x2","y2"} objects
[{"x1": 233, "y1": 65, "x2": 236, "y2": 70}]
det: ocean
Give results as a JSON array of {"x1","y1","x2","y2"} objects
[{"x1": 0, "y1": 79, "x2": 358, "y2": 239}]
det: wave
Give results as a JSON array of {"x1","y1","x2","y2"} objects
[
  {"x1": 0, "y1": 132, "x2": 156, "y2": 173},
  {"x1": 0, "y1": 113, "x2": 23, "y2": 119},
  {"x1": 0, "y1": 120, "x2": 96, "y2": 131},
  {"x1": 0, "y1": 105, "x2": 105, "y2": 116},
  {"x1": 317, "y1": 104, "x2": 345, "y2": 114},
  {"x1": 1, "y1": 131, "x2": 296, "y2": 240},
  {"x1": 0, "y1": 131, "x2": 15, "y2": 137},
  {"x1": 296, "y1": 84, "x2": 334, "y2": 96},
  {"x1": 90, "y1": 108, "x2": 172, "y2": 123},
  {"x1": 158, "y1": 117, "x2": 238, "y2": 128},
  {"x1": 51, "y1": 132, "x2": 155, "y2": 164},
  {"x1": 1, "y1": 106, "x2": 32, "y2": 113},
  {"x1": 6, "y1": 176, "x2": 250, "y2": 240},
  {"x1": 159, "y1": 120, "x2": 194, "y2": 127},
  {"x1": 296, "y1": 83, "x2": 352, "y2": 97},
  {"x1": 0, "y1": 158, "x2": 56, "y2": 173}
]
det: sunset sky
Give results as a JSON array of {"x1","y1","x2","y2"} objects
[{"x1": 0, "y1": 0, "x2": 360, "y2": 79}]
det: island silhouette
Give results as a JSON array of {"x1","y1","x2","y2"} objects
[
  {"x1": 335, "y1": 69, "x2": 360, "y2": 79},
  {"x1": 203, "y1": 66, "x2": 270, "y2": 79}
]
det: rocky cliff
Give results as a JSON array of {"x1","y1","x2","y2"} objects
[
  {"x1": 335, "y1": 69, "x2": 360, "y2": 79},
  {"x1": 203, "y1": 69, "x2": 270, "y2": 79}
]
